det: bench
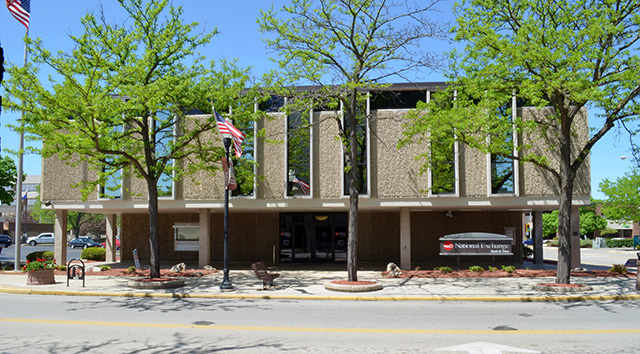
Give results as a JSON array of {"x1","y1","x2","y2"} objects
[{"x1": 251, "y1": 262, "x2": 280, "y2": 290}]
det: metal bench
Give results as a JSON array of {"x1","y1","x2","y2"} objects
[{"x1": 251, "y1": 262, "x2": 280, "y2": 290}]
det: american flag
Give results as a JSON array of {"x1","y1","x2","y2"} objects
[
  {"x1": 6, "y1": 0, "x2": 30, "y2": 29},
  {"x1": 214, "y1": 107, "x2": 245, "y2": 158},
  {"x1": 293, "y1": 176, "x2": 310, "y2": 195}
]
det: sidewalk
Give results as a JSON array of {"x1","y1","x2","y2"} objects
[{"x1": 1, "y1": 266, "x2": 638, "y2": 302}]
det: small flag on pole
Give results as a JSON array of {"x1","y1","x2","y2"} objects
[
  {"x1": 214, "y1": 107, "x2": 245, "y2": 158},
  {"x1": 6, "y1": 0, "x2": 30, "y2": 29},
  {"x1": 293, "y1": 176, "x2": 310, "y2": 195}
]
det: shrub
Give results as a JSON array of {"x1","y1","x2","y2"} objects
[
  {"x1": 501, "y1": 265, "x2": 516, "y2": 273},
  {"x1": 609, "y1": 264, "x2": 628, "y2": 274},
  {"x1": 599, "y1": 228, "x2": 619, "y2": 236},
  {"x1": 26, "y1": 251, "x2": 55, "y2": 262},
  {"x1": 99, "y1": 265, "x2": 111, "y2": 271},
  {"x1": 469, "y1": 266, "x2": 484, "y2": 273},
  {"x1": 57, "y1": 265, "x2": 67, "y2": 271},
  {"x1": 579, "y1": 240, "x2": 592, "y2": 248},
  {"x1": 81, "y1": 247, "x2": 105, "y2": 261},
  {"x1": 605, "y1": 239, "x2": 634, "y2": 248},
  {"x1": 488, "y1": 266, "x2": 498, "y2": 272},
  {"x1": 435, "y1": 266, "x2": 452, "y2": 274}
]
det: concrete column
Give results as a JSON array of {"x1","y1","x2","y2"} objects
[
  {"x1": 533, "y1": 211, "x2": 544, "y2": 264},
  {"x1": 54, "y1": 209, "x2": 68, "y2": 266},
  {"x1": 400, "y1": 208, "x2": 411, "y2": 270},
  {"x1": 105, "y1": 214, "x2": 117, "y2": 262},
  {"x1": 570, "y1": 205, "x2": 581, "y2": 269},
  {"x1": 199, "y1": 209, "x2": 211, "y2": 268}
]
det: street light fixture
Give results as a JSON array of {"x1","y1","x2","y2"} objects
[
  {"x1": 621, "y1": 156, "x2": 632, "y2": 160},
  {"x1": 220, "y1": 134, "x2": 234, "y2": 291}
]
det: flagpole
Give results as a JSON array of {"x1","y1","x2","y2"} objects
[{"x1": 13, "y1": 26, "x2": 29, "y2": 272}]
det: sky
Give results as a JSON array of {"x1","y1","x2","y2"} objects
[{"x1": 0, "y1": 0, "x2": 636, "y2": 200}]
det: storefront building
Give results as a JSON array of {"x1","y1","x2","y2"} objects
[{"x1": 41, "y1": 83, "x2": 591, "y2": 269}]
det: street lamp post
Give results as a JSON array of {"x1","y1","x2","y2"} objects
[{"x1": 220, "y1": 136, "x2": 234, "y2": 291}]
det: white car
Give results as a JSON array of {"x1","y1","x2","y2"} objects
[{"x1": 26, "y1": 233, "x2": 55, "y2": 246}]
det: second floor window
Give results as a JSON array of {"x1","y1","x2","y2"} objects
[
  {"x1": 343, "y1": 109, "x2": 368, "y2": 195},
  {"x1": 430, "y1": 137, "x2": 456, "y2": 195},
  {"x1": 287, "y1": 111, "x2": 311, "y2": 196}
]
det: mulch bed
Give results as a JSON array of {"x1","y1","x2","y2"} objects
[{"x1": 383, "y1": 269, "x2": 636, "y2": 279}]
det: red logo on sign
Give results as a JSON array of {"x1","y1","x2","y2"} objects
[{"x1": 443, "y1": 241, "x2": 454, "y2": 251}]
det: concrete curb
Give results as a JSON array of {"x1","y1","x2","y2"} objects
[{"x1": 2, "y1": 286, "x2": 640, "y2": 302}]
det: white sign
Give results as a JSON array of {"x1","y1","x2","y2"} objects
[{"x1": 133, "y1": 248, "x2": 140, "y2": 269}]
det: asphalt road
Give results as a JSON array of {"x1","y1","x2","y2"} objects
[
  {"x1": 541, "y1": 246, "x2": 639, "y2": 270},
  {"x1": 1, "y1": 293, "x2": 639, "y2": 353}
]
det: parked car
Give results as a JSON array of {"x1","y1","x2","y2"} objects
[
  {"x1": 523, "y1": 238, "x2": 533, "y2": 246},
  {"x1": 101, "y1": 237, "x2": 120, "y2": 250},
  {"x1": 26, "y1": 233, "x2": 55, "y2": 246},
  {"x1": 68, "y1": 237, "x2": 101, "y2": 249},
  {"x1": 0, "y1": 235, "x2": 12, "y2": 248}
]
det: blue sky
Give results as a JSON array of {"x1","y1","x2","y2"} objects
[{"x1": 0, "y1": 1, "x2": 636, "y2": 200}]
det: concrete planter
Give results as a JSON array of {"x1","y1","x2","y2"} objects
[{"x1": 26, "y1": 269, "x2": 56, "y2": 285}]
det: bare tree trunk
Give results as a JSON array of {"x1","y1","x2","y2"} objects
[
  {"x1": 556, "y1": 112, "x2": 576, "y2": 284},
  {"x1": 347, "y1": 90, "x2": 359, "y2": 282},
  {"x1": 148, "y1": 183, "x2": 160, "y2": 279}
]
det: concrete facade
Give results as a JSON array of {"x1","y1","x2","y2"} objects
[{"x1": 40, "y1": 83, "x2": 591, "y2": 269}]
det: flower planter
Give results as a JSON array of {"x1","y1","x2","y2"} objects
[{"x1": 26, "y1": 269, "x2": 56, "y2": 285}]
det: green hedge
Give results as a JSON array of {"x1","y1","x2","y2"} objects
[
  {"x1": 26, "y1": 251, "x2": 55, "y2": 262},
  {"x1": 80, "y1": 247, "x2": 106, "y2": 261},
  {"x1": 605, "y1": 238, "x2": 634, "y2": 248}
]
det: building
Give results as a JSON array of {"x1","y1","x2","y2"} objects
[
  {"x1": 41, "y1": 83, "x2": 591, "y2": 269},
  {"x1": 1, "y1": 175, "x2": 53, "y2": 241}
]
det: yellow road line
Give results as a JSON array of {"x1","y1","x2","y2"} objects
[{"x1": 1, "y1": 318, "x2": 639, "y2": 334}]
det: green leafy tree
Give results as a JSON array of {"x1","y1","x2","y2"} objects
[
  {"x1": 259, "y1": 0, "x2": 447, "y2": 281},
  {"x1": 403, "y1": 0, "x2": 640, "y2": 284},
  {"x1": 542, "y1": 211, "x2": 559, "y2": 238},
  {"x1": 578, "y1": 204, "x2": 608, "y2": 237},
  {"x1": 0, "y1": 156, "x2": 18, "y2": 205},
  {"x1": 3, "y1": 0, "x2": 257, "y2": 278},
  {"x1": 600, "y1": 169, "x2": 640, "y2": 224},
  {"x1": 542, "y1": 206, "x2": 607, "y2": 239}
]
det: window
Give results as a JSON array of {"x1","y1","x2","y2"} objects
[
  {"x1": 370, "y1": 90, "x2": 426, "y2": 110},
  {"x1": 430, "y1": 138, "x2": 457, "y2": 195},
  {"x1": 343, "y1": 99, "x2": 369, "y2": 195},
  {"x1": 152, "y1": 111, "x2": 175, "y2": 198},
  {"x1": 428, "y1": 90, "x2": 458, "y2": 195},
  {"x1": 231, "y1": 117, "x2": 255, "y2": 197},
  {"x1": 287, "y1": 111, "x2": 311, "y2": 196},
  {"x1": 173, "y1": 223, "x2": 199, "y2": 251},
  {"x1": 99, "y1": 163, "x2": 122, "y2": 199},
  {"x1": 488, "y1": 95, "x2": 518, "y2": 195}
]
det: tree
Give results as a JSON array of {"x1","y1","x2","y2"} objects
[
  {"x1": 403, "y1": 0, "x2": 640, "y2": 284},
  {"x1": 0, "y1": 156, "x2": 18, "y2": 205},
  {"x1": 3, "y1": 0, "x2": 257, "y2": 278},
  {"x1": 259, "y1": 0, "x2": 448, "y2": 281},
  {"x1": 542, "y1": 211, "x2": 559, "y2": 238},
  {"x1": 600, "y1": 169, "x2": 640, "y2": 224}
]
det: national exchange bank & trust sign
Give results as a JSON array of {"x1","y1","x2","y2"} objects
[{"x1": 439, "y1": 233, "x2": 513, "y2": 256}]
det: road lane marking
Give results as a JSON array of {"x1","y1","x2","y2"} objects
[{"x1": 2, "y1": 318, "x2": 640, "y2": 334}]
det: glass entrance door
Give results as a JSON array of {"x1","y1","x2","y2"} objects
[{"x1": 279, "y1": 213, "x2": 347, "y2": 263}]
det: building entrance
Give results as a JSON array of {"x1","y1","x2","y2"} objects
[{"x1": 279, "y1": 212, "x2": 347, "y2": 263}]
